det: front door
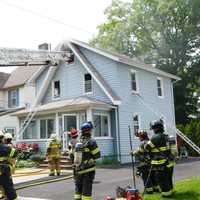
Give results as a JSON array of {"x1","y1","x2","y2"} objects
[{"x1": 62, "y1": 114, "x2": 78, "y2": 150}]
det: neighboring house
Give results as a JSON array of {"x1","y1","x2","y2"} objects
[
  {"x1": 0, "y1": 72, "x2": 10, "y2": 110},
  {"x1": 13, "y1": 39, "x2": 180, "y2": 163},
  {"x1": 0, "y1": 66, "x2": 45, "y2": 139}
]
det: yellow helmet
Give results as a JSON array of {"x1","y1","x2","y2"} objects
[{"x1": 4, "y1": 133, "x2": 13, "y2": 139}]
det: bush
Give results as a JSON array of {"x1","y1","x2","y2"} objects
[
  {"x1": 177, "y1": 119, "x2": 200, "y2": 156},
  {"x1": 15, "y1": 142, "x2": 40, "y2": 160},
  {"x1": 97, "y1": 155, "x2": 119, "y2": 166},
  {"x1": 30, "y1": 154, "x2": 45, "y2": 163},
  {"x1": 16, "y1": 160, "x2": 39, "y2": 168}
]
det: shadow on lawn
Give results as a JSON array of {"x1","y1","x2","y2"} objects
[{"x1": 171, "y1": 191, "x2": 200, "y2": 200}]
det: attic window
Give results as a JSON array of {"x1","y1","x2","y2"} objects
[
  {"x1": 53, "y1": 81, "x2": 60, "y2": 99},
  {"x1": 66, "y1": 51, "x2": 74, "y2": 64},
  {"x1": 157, "y1": 77, "x2": 164, "y2": 97},
  {"x1": 84, "y1": 73, "x2": 92, "y2": 94},
  {"x1": 131, "y1": 70, "x2": 139, "y2": 93}
]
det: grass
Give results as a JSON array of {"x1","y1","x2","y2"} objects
[{"x1": 144, "y1": 177, "x2": 200, "y2": 200}]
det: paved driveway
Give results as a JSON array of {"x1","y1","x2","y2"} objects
[{"x1": 18, "y1": 160, "x2": 200, "y2": 200}]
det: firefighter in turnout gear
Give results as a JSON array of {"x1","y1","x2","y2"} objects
[
  {"x1": 131, "y1": 130, "x2": 157, "y2": 194},
  {"x1": 46, "y1": 134, "x2": 61, "y2": 176},
  {"x1": 74, "y1": 122, "x2": 101, "y2": 200},
  {"x1": 0, "y1": 131, "x2": 18, "y2": 200},
  {"x1": 68, "y1": 128, "x2": 79, "y2": 164},
  {"x1": 145, "y1": 120, "x2": 174, "y2": 198},
  {"x1": 4, "y1": 133, "x2": 16, "y2": 175}
]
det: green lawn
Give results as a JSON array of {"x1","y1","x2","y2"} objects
[{"x1": 144, "y1": 177, "x2": 200, "y2": 200}]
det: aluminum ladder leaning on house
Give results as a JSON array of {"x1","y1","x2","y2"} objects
[
  {"x1": 136, "y1": 94, "x2": 200, "y2": 155},
  {"x1": 0, "y1": 47, "x2": 70, "y2": 140}
]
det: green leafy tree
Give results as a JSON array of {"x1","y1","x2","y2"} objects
[{"x1": 91, "y1": 0, "x2": 200, "y2": 124}]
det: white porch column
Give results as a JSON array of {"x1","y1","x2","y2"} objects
[
  {"x1": 86, "y1": 107, "x2": 93, "y2": 122},
  {"x1": 55, "y1": 112, "x2": 59, "y2": 137}
]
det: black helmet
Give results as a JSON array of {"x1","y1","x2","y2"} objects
[{"x1": 150, "y1": 120, "x2": 164, "y2": 132}]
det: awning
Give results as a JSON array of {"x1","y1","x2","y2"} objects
[{"x1": 12, "y1": 96, "x2": 114, "y2": 116}]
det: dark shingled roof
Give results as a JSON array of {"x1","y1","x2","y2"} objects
[
  {"x1": 3, "y1": 66, "x2": 41, "y2": 89},
  {"x1": 0, "y1": 72, "x2": 10, "y2": 89}
]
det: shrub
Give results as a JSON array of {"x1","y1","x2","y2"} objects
[
  {"x1": 15, "y1": 142, "x2": 40, "y2": 160},
  {"x1": 30, "y1": 154, "x2": 45, "y2": 163},
  {"x1": 177, "y1": 119, "x2": 200, "y2": 156},
  {"x1": 97, "y1": 155, "x2": 119, "y2": 166},
  {"x1": 16, "y1": 160, "x2": 39, "y2": 168}
]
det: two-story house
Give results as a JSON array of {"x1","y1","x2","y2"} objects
[
  {"x1": 13, "y1": 39, "x2": 180, "y2": 163},
  {"x1": 0, "y1": 66, "x2": 45, "y2": 138}
]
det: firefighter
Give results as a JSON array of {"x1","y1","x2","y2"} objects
[
  {"x1": 46, "y1": 134, "x2": 61, "y2": 176},
  {"x1": 131, "y1": 130, "x2": 156, "y2": 194},
  {"x1": 74, "y1": 122, "x2": 101, "y2": 200},
  {"x1": 167, "y1": 135, "x2": 177, "y2": 192},
  {"x1": 145, "y1": 120, "x2": 174, "y2": 198},
  {"x1": 4, "y1": 133, "x2": 16, "y2": 175},
  {"x1": 0, "y1": 131, "x2": 18, "y2": 200},
  {"x1": 68, "y1": 128, "x2": 79, "y2": 164}
]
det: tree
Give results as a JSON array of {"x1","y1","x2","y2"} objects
[{"x1": 91, "y1": 0, "x2": 200, "y2": 124}]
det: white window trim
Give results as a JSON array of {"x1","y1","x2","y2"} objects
[
  {"x1": 4, "y1": 127, "x2": 16, "y2": 139},
  {"x1": 133, "y1": 113, "x2": 141, "y2": 138},
  {"x1": 83, "y1": 73, "x2": 93, "y2": 95},
  {"x1": 62, "y1": 113, "x2": 79, "y2": 132},
  {"x1": 21, "y1": 120, "x2": 38, "y2": 140},
  {"x1": 157, "y1": 77, "x2": 164, "y2": 98},
  {"x1": 52, "y1": 80, "x2": 61, "y2": 100},
  {"x1": 93, "y1": 112, "x2": 111, "y2": 138},
  {"x1": 131, "y1": 69, "x2": 139, "y2": 94},
  {"x1": 39, "y1": 118, "x2": 55, "y2": 139}
]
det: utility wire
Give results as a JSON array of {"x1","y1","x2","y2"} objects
[{"x1": 0, "y1": 0, "x2": 94, "y2": 36}]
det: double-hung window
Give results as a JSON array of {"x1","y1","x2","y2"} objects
[
  {"x1": 8, "y1": 89, "x2": 19, "y2": 108},
  {"x1": 157, "y1": 77, "x2": 164, "y2": 97},
  {"x1": 84, "y1": 73, "x2": 92, "y2": 94},
  {"x1": 52, "y1": 81, "x2": 60, "y2": 99},
  {"x1": 133, "y1": 114, "x2": 140, "y2": 135},
  {"x1": 93, "y1": 114, "x2": 110, "y2": 138},
  {"x1": 22, "y1": 120, "x2": 37, "y2": 139},
  {"x1": 131, "y1": 70, "x2": 139, "y2": 93},
  {"x1": 40, "y1": 119, "x2": 55, "y2": 139}
]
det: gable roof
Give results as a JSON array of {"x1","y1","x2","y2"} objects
[
  {"x1": 0, "y1": 72, "x2": 10, "y2": 89},
  {"x1": 3, "y1": 66, "x2": 45, "y2": 89},
  {"x1": 65, "y1": 41, "x2": 121, "y2": 105},
  {"x1": 68, "y1": 39, "x2": 180, "y2": 81}
]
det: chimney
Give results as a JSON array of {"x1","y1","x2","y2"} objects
[{"x1": 38, "y1": 43, "x2": 51, "y2": 51}]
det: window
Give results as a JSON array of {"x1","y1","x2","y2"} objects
[
  {"x1": 52, "y1": 81, "x2": 60, "y2": 99},
  {"x1": 4, "y1": 128, "x2": 16, "y2": 139},
  {"x1": 66, "y1": 51, "x2": 74, "y2": 64},
  {"x1": 84, "y1": 73, "x2": 92, "y2": 93},
  {"x1": 93, "y1": 114, "x2": 110, "y2": 137},
  {"x1": 22, "y1": 120, "x2": 37, "y2": 139},
  {"x1": 131, "y1": 70, "x2": 138, "y2": 93},
  {"x1": 157, "y1": 78, "x2": 164, "y2": 97},
  {"x1": 133, "y1": 114, "x2": 140, "y2": 135},
  {"x1": 8, "y1": 89, "x2": 19, "y2": 108},
  {"x1": 40, "y1": 119, "x2": 55, "y2": 139}
]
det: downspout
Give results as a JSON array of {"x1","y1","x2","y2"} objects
[{"x1": 115, "y1": 106, "x2": 121, "y2": 163}]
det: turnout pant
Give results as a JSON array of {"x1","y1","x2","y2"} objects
[
  {"x1": 48, "y1": 157, "x2": 61, "y2": 174},
  {"x1": 74, "y1": 171, "x2": 95, "y2": 200},
  {"x1": 139, "y1": 166, "x2": 154, "y2": 193},
  {"x1": 0, "y1": 164, "x2": 18, "y2": 200},
  {"x1": 167, "y1": 165, "x2": 174, "y2": 190},
  {"x1": 154, "y1": 165, "x2": 173, "y2": 197}
]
